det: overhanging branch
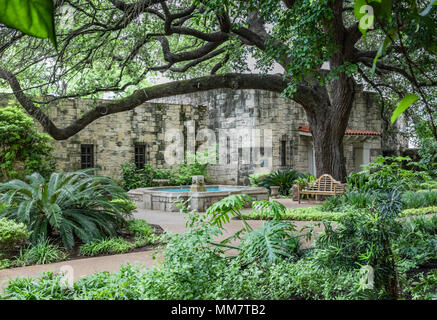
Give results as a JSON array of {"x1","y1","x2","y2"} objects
[{"x1": 0, "y1": 70, "x2": 321, "y2": 140}]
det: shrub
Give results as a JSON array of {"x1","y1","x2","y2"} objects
[
  {"x1": 342, "y1": 190, "x2": 378, "y2": 209},
  {"x1": 0, "y1": 170, "x2": 128, "y2": 249},
  {"x1": 266, "y1": 258, "x2": 366, "y2": 300},
  {"x1": 347, "y1": 156, "x2": 430, "y2": 192},
  {"x1": 121, "y1": 152, "x2": 210, "y2": 191},
  {"x1": 1, "y1": 272, "x2": 73, "y2": 300},
  {"x1": 417, "y1": 180, "x2": 437, "y2": 190},
  {"x1": 121, "y1": 163, "x2": 157, "y2": 190},
  {"x1": 126, "y1": 219, "x2": 153, "y2": 238},
  {"x1": 0, "y1": 258, "x2": 13, "y2": 270},
  {"x1": 126, "y1": 219, "x2": 158, "y2": 246},
  {"x1": 248, "y1": 172, "x2": 270, "y2": 187},
  {"x1": 110, "y1": 199, "x2": 137, "y2": 217},
  {"x1": 243, "y1": 205, "x2": 437, "y2": 221},
  {"x1": 0, "y1": 106, "x2": 55, "y2": 181},
  {"x1": 0, "y1": 218, "x2": 31, "y2": 255},
  {"x1": 294, "y1": 174, "x2": 316, "y2": 190},
  {"x1": 239, "y1": 221, "x2": 301, "y2": 266},
  {"x1": 79, "y1": 237, "x2": 135, "y2": 256},
  {"x1": 313, "y1": 193, "x2": 406, "y2": 299},
  {"x1": 394, "y1": 215, "x2": 437, "y2": 271},
  {"x1": 320, "y1": 194, "x2": 344, "y2": 212},
  {"x1": 0, "y1": 259, "x2": 367, "y2": 300},
  {"x1": 207, "y1": 196, "x2": 300, "y2": 266},
  {"x1": 15, "y1": 239, "x2": 67, "y2": 266},
  {"x1": 169, "y1": 157, "x2": 209, "y2": 186}
]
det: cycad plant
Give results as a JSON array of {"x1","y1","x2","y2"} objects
[
  {"x1": 261, "y1": 169, "x2": 305, "y2": 196},
  {"x1": 0, "y1": 170, "x2": 128, "y2": 250}
]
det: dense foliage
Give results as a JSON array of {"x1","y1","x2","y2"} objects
[
  {"x1": 121, "y1": 156, "x2": 209, "y2": 191},
  {"x1": 2, "y1": 196, "x2": 435, "y2": 300},
  {"x1": 0, "y1": 217, "x2": 31, "y2": 256},
  {"x1": 347, "y1": 156, "x2": 431, "y2": 192},
  {"x1": 0, "y1": 106, "x2": 55, "y2": 181},
  {"x1": 0, "y1": 170, "x2": 129, "y2": 249},
  {"x1": 249, "y1": 169, "x2": 305, "y2": 196}
]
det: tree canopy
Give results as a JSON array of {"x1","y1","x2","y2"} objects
[{"x1": 0, "y1": 0, "x2": 435, "y2": 180}]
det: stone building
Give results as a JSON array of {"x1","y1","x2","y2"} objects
[{"x1": 1, "y1": 87, "x2": 384, "y2": 185}]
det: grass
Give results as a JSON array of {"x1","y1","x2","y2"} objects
[{"x1": 14, "y1": 239, "x2": 67, "y2": 267}]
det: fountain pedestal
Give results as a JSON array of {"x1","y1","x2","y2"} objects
[{"x1": 190, "y1": 175, "x2": 206, "y2": 192}]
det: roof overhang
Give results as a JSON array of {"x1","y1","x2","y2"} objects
[{"x1": 298, "y1": 125, "x2": 381, "y2": 137}]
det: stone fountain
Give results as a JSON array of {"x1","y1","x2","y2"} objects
[
  {"x1": 128, "y1": 174, "x2": 269, "y2": 212},
  {"x1": 190, "y1": 175, "x2": 207, "y2": 192}
]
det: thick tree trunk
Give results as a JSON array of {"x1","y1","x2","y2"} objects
[
  {"x1": 306, "y1": 77, "x2": 355, "y2": 182},
  {"x1": 309, "y1": 111, "x2": 349, "y2": 182}
]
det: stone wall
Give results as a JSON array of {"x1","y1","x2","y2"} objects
[
  {"x1": 1, "y1": 87, "x2": 384, "y2": 185},
  {"x1": 45, "y1": 99, "x2": 207, "y2": 178},
  {"x1": 153, "y1": 88, "x2": 383, "y2": 183}
]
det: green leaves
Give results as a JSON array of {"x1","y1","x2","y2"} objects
[
  {"x1": 0, "y1": 171, "x2": 129, "y2": 250},
  {"x1": 240, "y1": 221, "x2": 300, "y2": 266},
  {"x1": 391, "y1": 93, "x2": 419, "y2": 124},
  {"x1": 252, "y1": 200, "x2": 287, "y2": 220},
  {"x1": 0, "y1": 0, "x2": 57, "y2": 48},
  {"x1": 206, "y1": 194, "x2": 253, "y2": 230}
]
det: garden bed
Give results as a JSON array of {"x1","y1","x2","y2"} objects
[
  {"x1": 60, "y1": 223, "x2": 164, "y2": 263},
  {"x1": 0, "y1": 222, "x2": 164, "y2": 270}
]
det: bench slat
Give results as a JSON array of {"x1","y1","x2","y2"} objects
[{"x1": 298, "y1": 174, "x2": 346, "y2": 203}]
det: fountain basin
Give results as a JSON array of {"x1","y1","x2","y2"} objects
[{"x1": 128, "y1": 185, "x2": 269, "y2": 212}]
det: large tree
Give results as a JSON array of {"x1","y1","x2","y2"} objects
[{"x1": 0, "y1": 0, "x2": 435, "y2": 181}]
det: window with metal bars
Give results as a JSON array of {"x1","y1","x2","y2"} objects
[
  {"x1": 134, "y1": 144, "x2": 146, "y2": 169},
  {"x1": 81, "y1": 144, "x2": 94, "y2": 169}
]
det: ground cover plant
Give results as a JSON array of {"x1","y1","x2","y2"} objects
[
  {"x1": 14, "y1": 239, "x2": 67, "y2": 267},
  {"x1": 0, "y1": 217, "x2": 160, "y2": 269},
  {"x1": 1, "y1": 194, "x2": 435, "y2": 300},
  {"x1": 242, "y1": 205, "x2": 437, "y2": 221}
]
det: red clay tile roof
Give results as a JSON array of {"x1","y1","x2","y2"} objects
[{"x1": 298, "y1": 125, "x2": 381, "y2": 136}]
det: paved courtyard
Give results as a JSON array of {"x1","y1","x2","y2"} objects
[{"x1": 0, "y1": 198, "x2": 322, "y2": 291}]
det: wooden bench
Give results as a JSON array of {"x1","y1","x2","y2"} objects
[{"x1": 297, "y1": 174, "x2": 346, "y2": 203}]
